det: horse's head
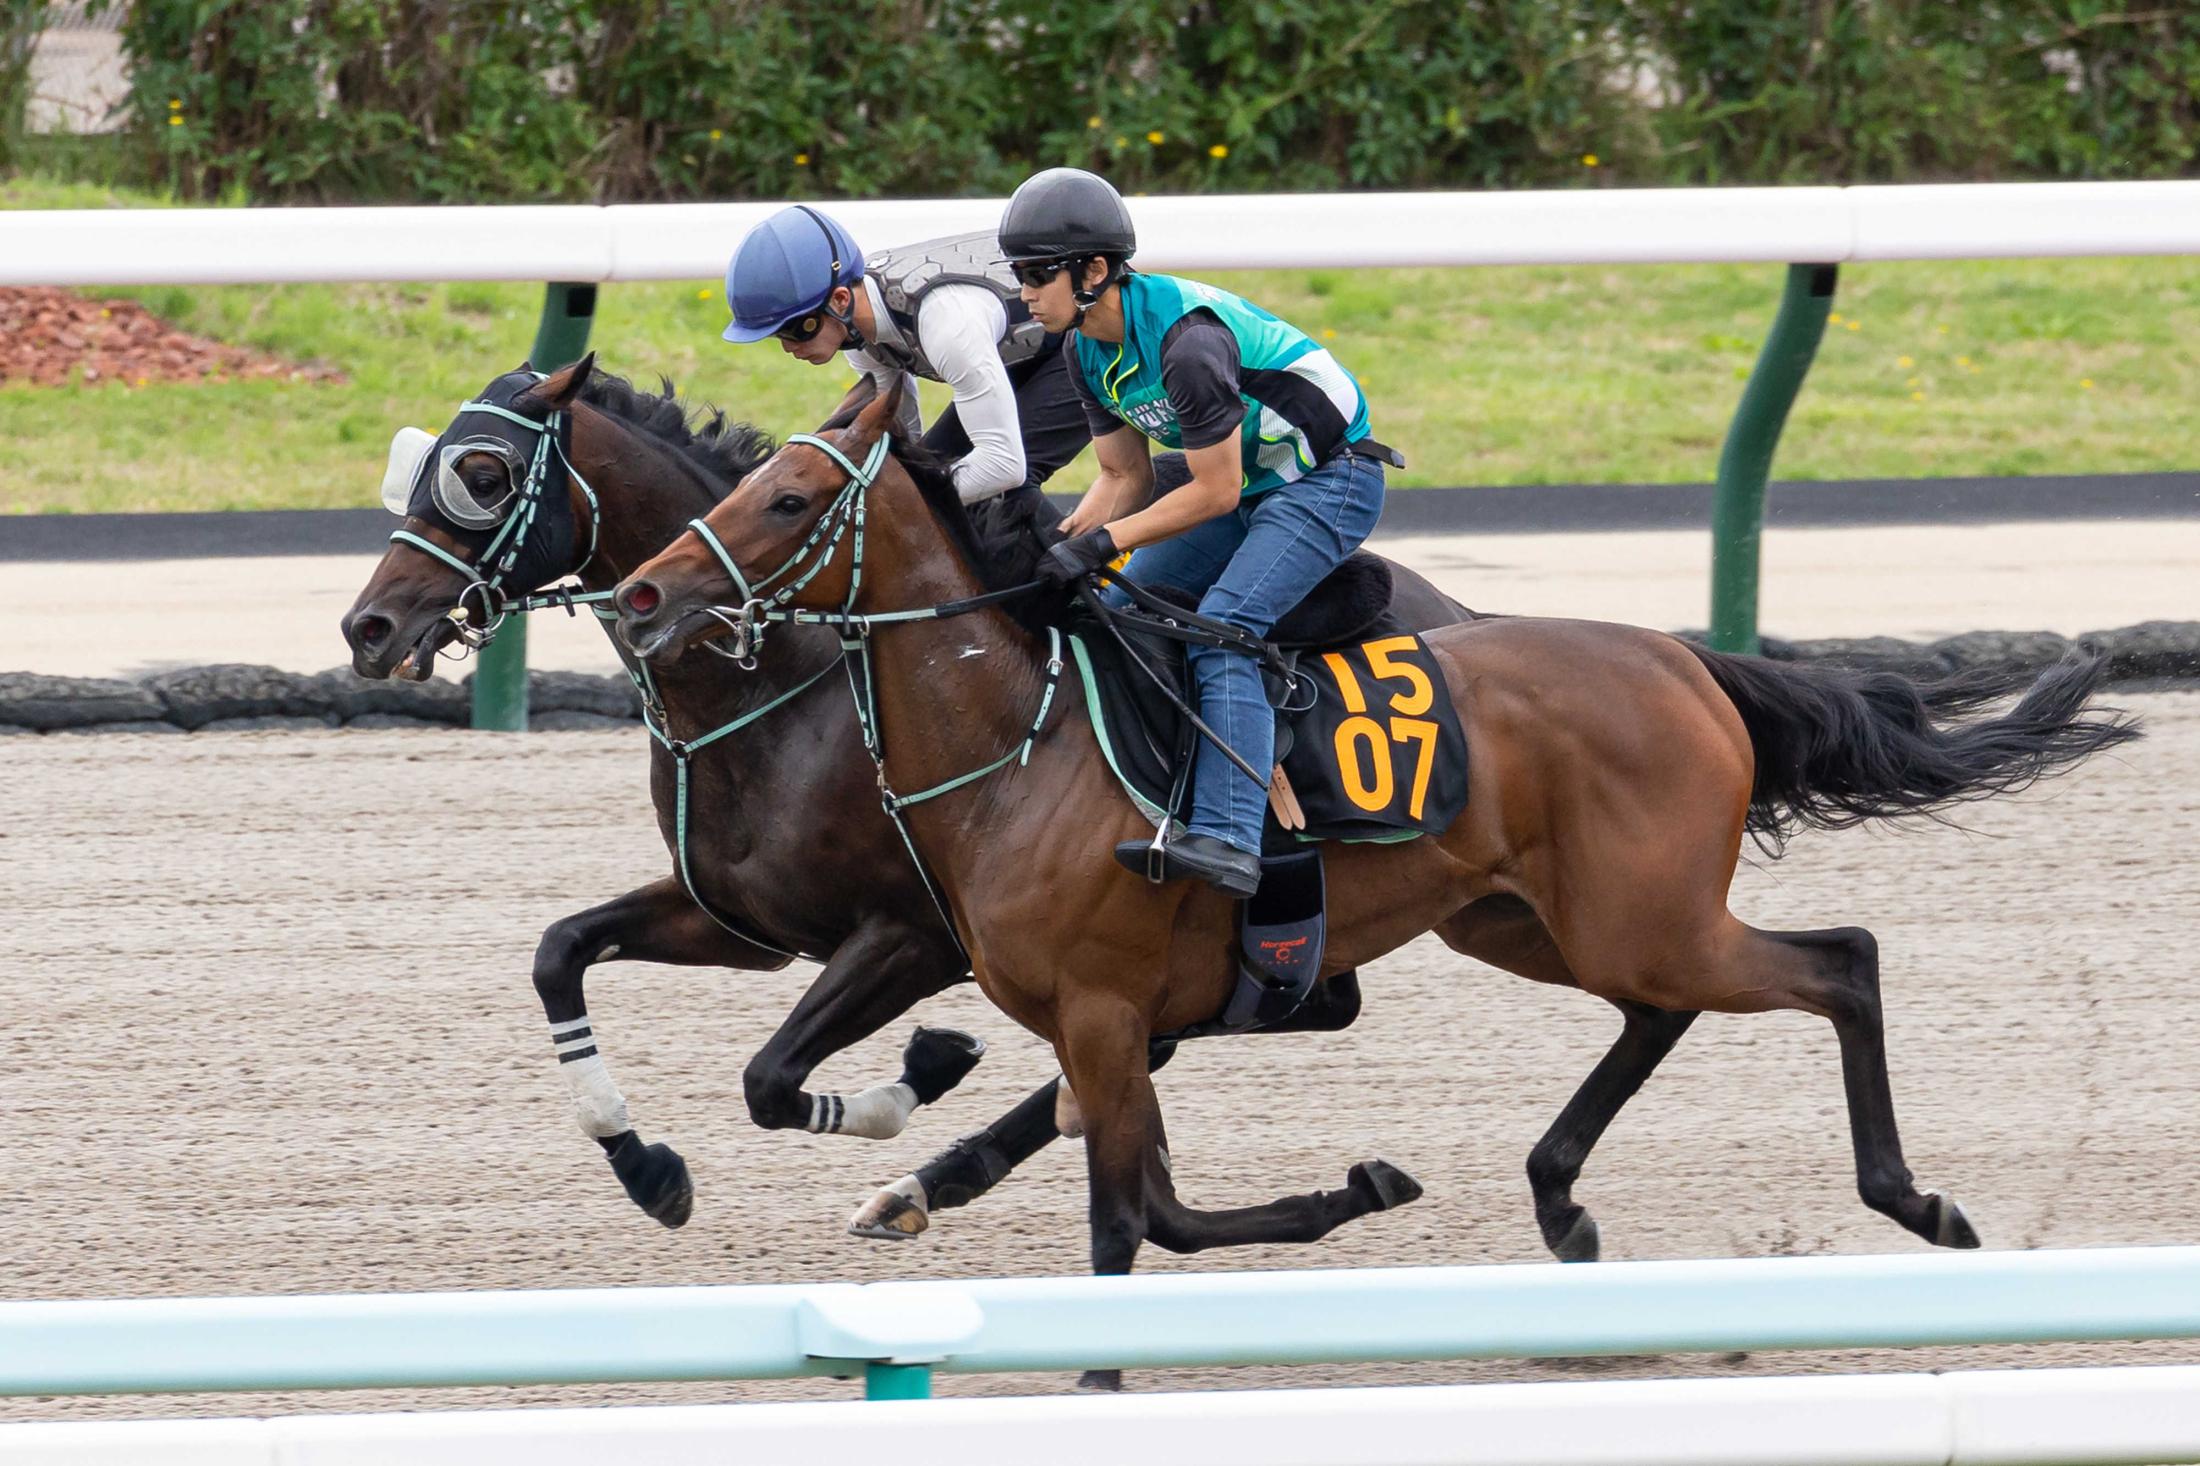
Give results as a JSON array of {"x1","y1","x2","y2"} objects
[
  {"x1": 340, "y1": 355, "x2": 602, "y2": 680},
  {"x1": 612, "y1": 384, "x2": 906, "y2": 666}
]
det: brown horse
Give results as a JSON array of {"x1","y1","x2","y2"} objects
[
  {"x1": 612, "y1": 384, "x2": 2140, "y2": 1284},
  {"x1": 338, "y1": 357, "x2": 1463, "y2": 1240}
]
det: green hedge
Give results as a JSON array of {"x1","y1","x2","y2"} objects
[{"x1": 87, "y1": 1, "x2": 2200, "y2": 204}]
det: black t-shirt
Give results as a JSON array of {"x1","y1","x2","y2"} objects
[{"x1": 1069, "y1": 309, "x2": 1243, "y2": 450}]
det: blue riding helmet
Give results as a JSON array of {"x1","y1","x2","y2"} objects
[{"x1": 722, "y1": 205, "x2": 865, "y2": 343}]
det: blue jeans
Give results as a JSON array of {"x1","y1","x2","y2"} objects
[{"x1": 1111, "y1": 452, "x2": 1387, "y2": 855}]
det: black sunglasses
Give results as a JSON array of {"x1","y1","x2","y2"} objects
[
  {"x1": 1009, "y1": 258, "x2": 1076, "y2": 289},
  {"x1": 775, "y1": 311, "x2": 828, "y2": 343}
]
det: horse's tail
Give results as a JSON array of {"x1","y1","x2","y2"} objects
[{"x1": 1682, "y1": 643, "x2": 2143, "y2": 854}]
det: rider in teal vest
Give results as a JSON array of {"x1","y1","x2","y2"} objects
[{"x1": 1014, "y1": 168, "x2": 1400, "y2": 898}]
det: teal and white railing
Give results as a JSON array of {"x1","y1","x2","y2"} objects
[{"x1": 6, "y1": 1247, "x2": 2200, "y2": 1464}]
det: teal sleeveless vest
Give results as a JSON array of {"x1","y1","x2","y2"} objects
[{"x1": 1072, "y1": 272, "x2": 1371, "y2": 495}]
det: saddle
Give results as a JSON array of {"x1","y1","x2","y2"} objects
[
  {"x1": 1070, "y1": 551, "x2": 1468, "y2": 849},
  {"x1": 1068, "y1": 551, "x2": 1471, "y2": 1035}
]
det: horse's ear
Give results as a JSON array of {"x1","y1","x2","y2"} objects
[
  {"x1": 531, "y1": 351, "x2": 597, "y2": 410},
  {"x1": 850, "y1": 375, "x2": 904, "y2": 444}
]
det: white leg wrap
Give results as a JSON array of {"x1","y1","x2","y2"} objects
[
  {"x1": 1054, "y1": 1078, "x2": 1085, "y2": 1139},
  {"x1": 806, "y1": 1081, "x2": 917, "y2": 1140},
  {"x1": 549, "y1": 1014, "x2": 631, "y2": 1138}
]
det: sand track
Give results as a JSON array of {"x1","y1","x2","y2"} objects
[{"x1": 3, "y1": 692, "x2": 2196, "y2": 1420}]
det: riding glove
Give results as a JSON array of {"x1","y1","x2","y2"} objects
[{"x1": 1038, "y1": 528, "x2": 1120, "y2": 588}]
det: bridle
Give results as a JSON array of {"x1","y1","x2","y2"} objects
[{"x1": 386, "y1": 392, "x2": 603, "y2": 654}]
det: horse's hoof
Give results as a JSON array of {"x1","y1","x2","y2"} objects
[
  {"x1": 1076, "y1": 1369, "x2": 1123, "y2": 1393},
  {"x1": 605, "y1": 1132, "x2": 694, "y2": 1229},
  {"x1": 1348, "y1": 1158, "x2": 1424, "y2": 1212},
  {"x1": 849, "y1": 1176, "x2": 930, "y2": 1241},
  {"x1": 1549, "y1": 1210, "x2": 1601, "y2": 1263},
  {"x1": 899, "y1": 1026, "x2": 987, "y2": 1106},
  {"x1": 1927, "y1": 1192, "x2": 1981, "y2": 1249}
]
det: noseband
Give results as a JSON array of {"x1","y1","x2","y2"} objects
[{"x1": 678, "y1": 431, "x2": 888, "y2": 668}]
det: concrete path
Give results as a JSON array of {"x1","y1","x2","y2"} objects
[{"x1": 2, "y1": 518, "x2": 2193, "y2": 681}]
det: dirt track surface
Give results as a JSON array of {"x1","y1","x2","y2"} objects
[{"x1": 4, "y1": 691, "x2": 2198, "y2": 1421}]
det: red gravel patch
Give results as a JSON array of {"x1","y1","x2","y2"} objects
[{"x1": 0, "y1": 285, "x2": 344, "y2": 388}]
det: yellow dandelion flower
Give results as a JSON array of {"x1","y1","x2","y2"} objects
[
  {"x1": 2080, "y1": 378, "x2": 2095, "y2": 390},
  {"x1": 1087, "y1": 116, "x2": 1102, "y2": 129},
  {"x1": 1935, "y1": 323, "x2": 1950, "y2": 334},
  {"x1": 135, "y1": 376, "x2": 148, "y2": 387},
  {"x1": 793, "y1": 152, "x2": 810, "y2": 166},
  {"x1": 696, "y1": 289, "x2": 711, "y2": 300},
  {"x1": 100, "y1": 308, "x2": 111, "y2": 318},
  {"x1": 1828, "y1": 312, "x2": 1843, "y2": 323},
  {"x1": 1845, "y1": 319, "x2": 1860, "y2": 331},
  {"x1": 1956, "y1": 355, "x2": 1972, "y2": 366},
  {"x1": 1896, "y1": 355, "x2": 1914, "y2": 369},
  {"x1": 1581, "y1": 153, "x2": 1599, "y2": 167},
  {"x1": 168, "y1": 115, "x2": 183, "y2": 127},
  {"x1": 168, "y1": 98, "x2": 182, "y2": 110},
  {"x1": 1208, "y1": 143, "x2": 1228, "y2": 159},
  {"x1": 1321, "y1": 328, "x2": 1336, "y2": 339},
  {"x1": 1910, "y1": 391, "x2": 1925, "y2": 402},
  {"x1": 1113, "y1": 136, "x2": 1127, "y2": 149},
  {"x1": 1147, "y1": 130, "x2": 1165, "y2": 145},
  {"x1": 708, "y1": 129, "x2": 723, "y2": 140}
]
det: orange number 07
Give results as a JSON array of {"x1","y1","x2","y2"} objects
[{"x1": 1320, "y1": 636, "x2": 1439, "y2": 820}]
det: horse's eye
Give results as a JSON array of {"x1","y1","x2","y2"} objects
[{"x1": 770, "y1": 494, "x2": 807, "y2": 515}]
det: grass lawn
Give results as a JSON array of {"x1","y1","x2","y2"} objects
[{"x1": 3, "y1": 174, "x2": 2196, "y2": 515}]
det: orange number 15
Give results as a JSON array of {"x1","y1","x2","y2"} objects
[{"x1": 1321, "y1": 637, "x2": 1439, "y2": 820}]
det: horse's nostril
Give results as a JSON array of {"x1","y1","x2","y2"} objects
[
  {"x1": 622, "y1": 581, "x2": 662, "y2": 618},
  {"x1": 352, "y1": 614, "x2": 393, "y2": 649}
]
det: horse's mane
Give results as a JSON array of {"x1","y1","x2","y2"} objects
[
  {"x1": 576, "y1": 370, "x2": 777, "y2": 500},
  {"x1": 891, "y1": 438, "x2": 1063, "y2": 630}
]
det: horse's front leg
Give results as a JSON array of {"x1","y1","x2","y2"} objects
[
  {"x1": 849, "y1": 972, "x2": 1364, "y2": 1242},
  {"x1": 533, "y1": 876, "x2": 792, "y2": 1228},
  {"x1": 741, "y1": 917, "x2": 980, "y2": 1140}
]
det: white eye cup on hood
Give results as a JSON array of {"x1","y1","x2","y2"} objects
[
  {"x1": 381, "y1": 426, "x2": 437, "y2": 516},
  {"x1": 431, "y1": 437, "x2": 530, "y2": 529}
]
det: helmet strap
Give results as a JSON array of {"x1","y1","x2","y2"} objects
[
  {"x1": 1070, "y1": 255, "x2": 1118, "y2": 329},
  {"x1": 827, "y1": 284, "x2": 867, "y2": 351}
]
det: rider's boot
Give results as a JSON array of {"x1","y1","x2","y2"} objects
[{"x1": 1113, "y1": 830, "x2": 1261, "y2": 898}]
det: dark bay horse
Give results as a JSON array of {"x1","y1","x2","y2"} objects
[
  {"x1": 338, "y1": 357, "x2": 1466, "y2": 1235},
  {"x1": 613, "y1": 384, "x2": 2141, "y2": 1284}
]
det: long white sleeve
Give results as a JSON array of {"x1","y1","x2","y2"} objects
[{"x1": 913, "y1": 284, "x2": 1024, "y2": 502}]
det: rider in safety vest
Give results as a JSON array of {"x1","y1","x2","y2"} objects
[
  {"x1": 721, "y1": 205, "x2": 1092, "y2": 501},
  {"x1": 1011, "y1": 168, "x2": 1400, "y2": 899}
]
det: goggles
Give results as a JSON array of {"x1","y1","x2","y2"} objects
[
  {"x1": 378, "y1": 427, "x2": 530, "y2": 529},
  {"x1": 1008, "y1": 258, "x2": 1076, "y2": 290},
  {"x1": 775, "y1": 310, "x2": 829, "y2": 343}
]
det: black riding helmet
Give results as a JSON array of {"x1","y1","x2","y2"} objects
[{"x1": 998, "y1": 168, "x2": 1136, "y2": 321}]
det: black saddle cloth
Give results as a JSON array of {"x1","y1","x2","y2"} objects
[{"x1": 1071, "y1": 552, "x2": 1469, "y2": 847}]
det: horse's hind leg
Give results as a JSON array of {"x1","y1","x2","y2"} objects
[
  {"x1": 1568, "y1": 909, "x2": 1979, "y2": 1251},
  {"x1": 1437, "y1": 899, "x2": 1697, "y2": 1262},
  {"x1": 1735, "y1": 923, "x2": 1980, "y2": 1249},
  {"x1": 1526, "y1": 1001, "x2": 1697, "y2": 1261},
  {"x1": 534, "y1": 876, "x2": 792, "y2": 1228}
]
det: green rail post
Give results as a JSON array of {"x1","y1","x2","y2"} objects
[
  {"x1": 1708, "y1": 262, "x2": 1838, "y2": 654},
  {"x1": 471, "y1": 281, "x2": 599, "y2": 731},
  {"x1": 863, "y1": 1362, "x2": 932, "y2": 1400}
]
